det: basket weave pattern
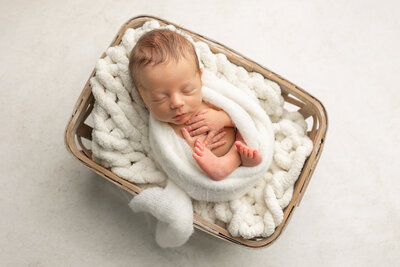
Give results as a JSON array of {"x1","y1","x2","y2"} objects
[{"x1": 64, "y1": 15, "x2": 327, "y2": 248}]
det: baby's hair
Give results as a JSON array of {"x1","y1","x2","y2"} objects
[{"x1": 129, "y1": 28, "x2": 200, "y2": 90}]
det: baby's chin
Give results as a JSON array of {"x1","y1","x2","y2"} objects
[{"x1": 169, "y1": 119, "x2": 189, "y2": 126}]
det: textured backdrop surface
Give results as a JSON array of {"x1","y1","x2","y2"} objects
[{"x1": 0, "y1": 0, "x2": 399, "y2": 266}]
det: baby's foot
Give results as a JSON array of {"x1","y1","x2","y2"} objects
[
  {"x1": 234, "y1": 141, "x2": 262, "y2": 167},
  {"x1": 192, "y1": 139, "x2": 237, "y2": 181}
]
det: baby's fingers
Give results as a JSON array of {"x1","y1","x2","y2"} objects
[
  {"x1": 185, "y1": 110, "x2": 208, "y2": 125},
  {"x1": 180, "y1": 127, "x2": 192, "y2": 143},
  {"x1": 204, "y1": 130, "x2": 218, "y2": 145},
  {"x1": 196, "y1": 109, "x2": 208, "y2": 116},
  {"x1": 189, "y1": 126, "x2": 209, "y2": 137},
  {"x1": 211, "y1": 129, "x2": 226, "y2": 142},
  {"x1": 186, "y1": 120, "x2": 206, "y2": 131},
  {"x1": 209, "y1": 140, "x2": 227, "y2": 150},
  {"x1": 185, "y1": 116, "x2": 202, "y2": 125}
]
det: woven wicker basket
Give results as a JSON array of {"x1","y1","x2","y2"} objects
[{"x1": 64, "y1": 15, "x2": 328, "y2": 248}]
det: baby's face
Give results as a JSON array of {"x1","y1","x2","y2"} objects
[{"x1": 137, "y1": 57, "x2": 203, "y2": 125}]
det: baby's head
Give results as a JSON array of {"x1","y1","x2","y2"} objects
[{"x1": 129, "y1": 29, "x2": 204, "y2": 125}]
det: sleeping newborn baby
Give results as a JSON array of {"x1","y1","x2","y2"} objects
[{"x1": 128, "y1": 29, "x2": 262, "y2": 181}]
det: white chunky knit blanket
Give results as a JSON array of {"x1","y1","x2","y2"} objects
[{"x1": 90, "y1": 20, "x2": 313, "y2": 247}]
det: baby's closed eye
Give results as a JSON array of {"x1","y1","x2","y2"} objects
[
  {"x1": 182, "y1": 87, "x2": 196, "y2": 94},
  {"x1": 151, "y1": 97, "x2": 167, "y2": 103}
]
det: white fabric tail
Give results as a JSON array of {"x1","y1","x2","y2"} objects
[{"x1": 129, "y1": 180, "x2": 193, "y2": 248}]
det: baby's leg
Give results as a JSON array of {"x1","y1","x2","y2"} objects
[
  {"x1": 192, "y1": 139, "x2": 241, "y2": 181},
  {"x1": 234, "y1": 131, "x2": 263, "y2": 167}
]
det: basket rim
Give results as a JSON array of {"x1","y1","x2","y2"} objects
[{"x1": 64, "y1": 14, "x2": 328, "y2": 249}]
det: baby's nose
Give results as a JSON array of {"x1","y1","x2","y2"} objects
[{"x1": 170, "y1": 93, "x2": 184, "y2": 109}]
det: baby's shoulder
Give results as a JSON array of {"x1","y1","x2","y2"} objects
[{"x1": 202, "y1": 100, "x2": 222, "y2": 111}]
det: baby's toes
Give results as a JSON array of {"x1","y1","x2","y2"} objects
[
  {"x1": 241, "y1": 147, "x2": 248, "y2": 158},
  {"x1": 248, "y1": 149, "x2": 254, "y2": 158},
  {"x1": 192, "y1": 152, "x2": 201, "y2": 160},
  {"x1": 237, "y1": 144, "x2": 244, "y2": 155},
  {"x1": 195, "y1": 139, "x2": 204, "y2": 149},
  {"x1": 253, "y1": 150, "x2": 259, "y2": 158},
  {"x1": 194, "y1": 146, "x2": 203, "y2": 156},
  {"x1": 235, "y1": 141, "x2": 243, "y2": 149}
]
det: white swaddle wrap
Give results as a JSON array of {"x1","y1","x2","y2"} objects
[{"x1": 129, "y1": 69, "x2": 274, "y2": 247}]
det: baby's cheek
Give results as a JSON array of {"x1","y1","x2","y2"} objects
[
  {"x1": 192, "y1": 94, "x2": 203, "y2": 107},
  {"x1": 150, "y1": 106, "x2": 170, "y2": 122}
]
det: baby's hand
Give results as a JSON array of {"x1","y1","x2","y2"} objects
[
  {"x1": 181, "y1": 127, "x2": 227, "y2": 151},
  {"x1": 185, "y1": 109, "x2": 231, "y2": 137}
]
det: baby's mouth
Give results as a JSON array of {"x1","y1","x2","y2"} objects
[{"x1": 173, "y1": 113, "x2": 186, "y2": 120}]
